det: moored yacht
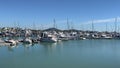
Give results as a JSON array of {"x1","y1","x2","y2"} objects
[
  {"x1": 23, "y1": 37, "x2": 32, "y2": 44},
  {"x1": 5, "y1": 38, "x2": 17, "y2": 46},
  {"x1": 40, "y1": 32, "x2": 58, "y2": 43}
]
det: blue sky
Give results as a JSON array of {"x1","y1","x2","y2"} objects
[{"x1": 0, "y1": 0, "x2": 120, "y2": 31}]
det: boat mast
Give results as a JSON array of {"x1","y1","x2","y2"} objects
[
  {"x1": 14, "y1": 21, "x2": 17, "y2": 28},
  {"x1": 71, "y1": 22, "x2": 74, "y2": 29},
  {"x1": 17, "y1": 21, "x2": 20, "y2": 28},
  {"x1": 114, "y1": 17, "x2": 117, "y2": 33},
  {"x1": 118, "y1": 26, "x2": 120, "y2": 33},
  {"x1": 67, "y1": 18, "x2": 70, "y2": 30},
  {"x1": 106, "y1": 23, "x2": 108, "y2": 32},
  {"x1": 91, "y1": 19, "x2": 94, "y2": 32},
  {"x1": 53, "y1": 19, "x2": 57, "y2": 28},
  {"x1": 33, "y1": 22, "x2": 36, "y2": 30},
  {"x1": 41, "y1": 24, "x2": 43, "y2": 30}
]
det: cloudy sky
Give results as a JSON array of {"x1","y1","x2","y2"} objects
[{"x1": 0, "y1": 0, "x2": 120, "y2": 31}]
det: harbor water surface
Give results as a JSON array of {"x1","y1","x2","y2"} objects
[{"x1": 0, "y1": 40, "x2": 120, "y2": 68}]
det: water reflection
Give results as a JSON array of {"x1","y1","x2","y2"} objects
[
  {"x1": 22, "y1": 43, "x2": 33, "y2": 48},
  {"x1": 39, "y1": 42, "x2": 65, "y2": 57},
  {"x1": 8, "y1": 46, "x2": 14, "y2": 52},
  {"x1": 7, "y1": 45, "x2": 18, "y2": 52},
  {"x1": 40, "y1": 42, "x2": 57, "y2": 48},
  {"x1": 39, "y1": 42, "x2": 58, "y2": 55}
]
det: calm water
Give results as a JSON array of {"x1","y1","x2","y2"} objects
[{"x1": 0, "y1": 40, "x2": 120, "y2": 68}]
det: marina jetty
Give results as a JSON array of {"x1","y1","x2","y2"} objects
[{"x1": 0, "y1": 27, "x2": 120, "y2": 46}]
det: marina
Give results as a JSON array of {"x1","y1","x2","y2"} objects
[
  {"x1": 0, "y1": 0, "x2": 120, "y2": 68},
  {"x1": 0, "y1": 27, "x2": 120, "y2": 47},
  {"x1": 0, "y1": 27, "x2": 120, "y2": 68}
]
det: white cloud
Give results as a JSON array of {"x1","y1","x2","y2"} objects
[
  {"x1": 33, "y1": 17, "x2": 120, "y2": 30},
  {"x1": 82, "y1": 17, "x2": 120, "y2": 25}
]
